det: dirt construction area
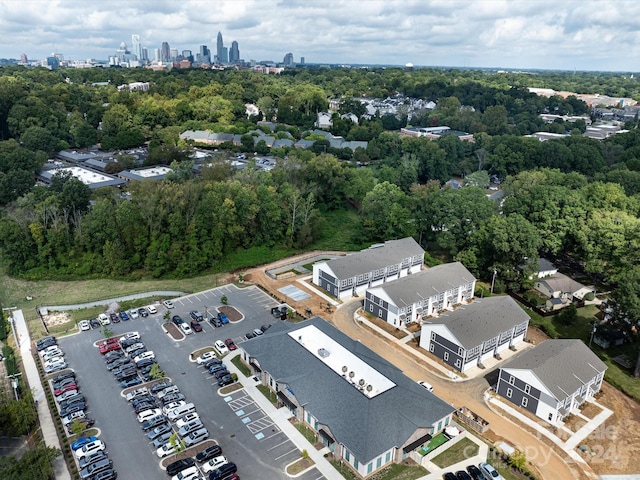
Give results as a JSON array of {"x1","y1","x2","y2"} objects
[{"x1": 243, "y1": 251, "x2": 640, "y2": 479}]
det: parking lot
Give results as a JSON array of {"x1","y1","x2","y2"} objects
[{"x1": 58, "y1": 284, "x2": 324, "y2": 479}]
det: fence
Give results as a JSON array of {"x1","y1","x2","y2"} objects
[{"x1": 454, "y1": 406, "x2": 490, "y2": 434}]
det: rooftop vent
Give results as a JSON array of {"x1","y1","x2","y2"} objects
[
  {"x1": 341, "y1": 366, "x2": 348, "y2": 373},
  {"x1": 318, "y1": 348, "x2": 330, "y2": 358}
]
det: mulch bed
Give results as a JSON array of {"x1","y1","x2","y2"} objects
[
  {"x1": 160, "y1": 439, "x2": 219, "y2": 467},
  {"x1": 219, "y1": 306, "x2": 242, "y2": 322},
  {"x1": 163, "y1": 322, "x2": 184, "y2": 340}
]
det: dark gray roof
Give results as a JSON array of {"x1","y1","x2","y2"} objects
[
  {"x1": 501, "y1": 339, "x2": 606, "y2": 401},
  {"x1": 241, "y1": 317, "x2": 454, "y2": 463},
  {"x1": 425, "y1": 296, "x2": 529, "y2": 350},
  {"x1": 537, "y1": 258, "x2": 556, "y2": 273},
  {"x1": 375, "y1": 262, "x2": 475, "y2": 307},
  {"x1": 321, "y1": 238, "x2": 424, "y2": 280}
]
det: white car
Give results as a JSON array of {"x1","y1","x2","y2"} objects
[
  {"x1": 179, "y1": 323, "x2": 192, "y2": 335},
  {"x1": 129, "y1": 309, "x2": 139, "y2": 319},
  {"x1": 79, "y1": 320, "x2": 91, "y2": 331},
  {"x1": 163, "y1": 401, "x2": 186, "y2": 415},
  {"x1": 162, "y1": 300, "x2": 174, "y2": 309},
  {"x1": 119, "y1": 332, "x2": 140, "y2": 343},
  {"x1": 196, "y1": 352, "x2": 216, "y2": 364},
  {"x1": 156, "y1": 442, "x2": 177, "y2": 458},
  {"x1": 98, "y1": 313, "x2": 110, "y2": 325},
  {"x1": 56, "y1": 389, "x2": 78, "y2": 402},
  {"x1": 147, "y1": 305, "x2": 158, "y2": 314},
  {"x1": 75, "y1": 440, "x2": 105, "y2": 459},
  {"x1": 126, "y1": 387, "x2": 148, "y2": 402},
  {"x1": 172, "y1": 466, "x2": 199, "y2": 480},
  {"x1": 40, "y1": 345, "x2": 61, "y2": 357},
  {"x1": 157, "y1": 386, "x2": 180, "y2": 399},
  {"x1": 45, "y1": 361, "x2": 67, "y2": 374},
  {"x1": 42, "y1": 349, "x2": 64, "y2": 361},
  {"x1": 134, "y1": 351, "x2": 155, "y2": 363},
  {"x1": 137, "y1": 408, "x2": 162, "y2": 423},
  {"x1": 184, "y1": 428, "x2": 208, "y2": 446},
  {"x1": 177, "y1": 419, "x2": 204, "y2": 437},
  {"x1": 175, "y1": 412, "x2": 200, "y2": 429},
  {"x1": 214, "y1": 340, "x2": 229, "y2": 356},
  {"x1": 44, "y1": 357, "x2": 65, "y2": 368},
  {"x1": 418, "y1": 381, "x2": 434, "y2": 392},
  {"x1": 201, "y1": 455, "x2": 228, "y2": 473},
  {"x1": 62, "y1": 411, "x2": 85, "y2": 426}
]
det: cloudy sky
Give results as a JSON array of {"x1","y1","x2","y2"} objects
[{"x1": 0, "y1": 0, "x2": 639, "y2": 71}]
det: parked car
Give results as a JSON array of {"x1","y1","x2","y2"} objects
[
  {"x1": 245, "y1": 331, "x2": 256, "y2": 339},
  {"x1": 54, "y1": 383, "x2": 78, "y2": 396},
  {"x1": 78, "y1": 450, "x2": 107, "y2": 469},
  {"x1": 195, "y1": 444, "x2": 222, "y2": 463},
  {"x1": 153, "y1": 432, "x2": 173, "y2": 449},
  {"x1": 125, "y1": 342, "x2": 144, "y2": 354},
  {"x1": 129, "y1": 309, "x2": 139, "y2": 319},
  {"x1": 163, "y1": 300, "x2": 174, "y2": 309},
  {"x1": 71, "y1": 436, "x2": 99, "y2": 451},
  {"x1": 196, "y1": 352, "x2": 217, "y2": 364},
  {"x1": 56, "y1": 389, "x2": 79, "y2": 402},
  {"x1": 190, "y1": 320, "x2": 202, "y2": 332},
  {"x1": 216, "y1": 312, "x2": 229, "y2": 324},
  {"x1": 180, "y1": 323, "x2": 193, "y2": 335},
  {"x1": 203, "y1": 358, "x2": 223, "y2": 369},
  {"x1": 166, "y1": 458, "x2": 196, "y2": 476},
  {"x1": 93, "y1": 468, "x2": 118, "y2": 480},
  {"x1": 66, "y1": 417, "x2": 95, "y2": 433},
  {"x1": 60, "y1": 403, "x2": 85, "y2": 417},
  {"x1": 147, "y1": 305, "x2": 158, "y2": 314},
  {"x1": 135, "y1": 402, "x2": 158, "y2": 415},
  {"x1": 133, "y1": 351, "x2": 155, "y2": 363},
  {"x1": 98, "y1": 314, "x2": 110, "y2": 326},
  {"x1": 175, "y1": 412, "x2": 200, "y2": 429},
  {"x1": 138, "y1": 408, "x2": 162, "y2": 423},
  {"x1": 61, "y1": 410, "x2": 85, "y2": 425},
  {"x1": 260, "y1": 323, "x2": 272, "y2": 332},
  {"x1": 163, "y1": 401, "x2": 186, "y2": 415},
  {"x1": 150, "y1": 381, "x2": 173, "y2": 394},
  {"x1": 214, "y1": 340, "x2": 228, "y2": 356},
  {"x1": 75, "y1": 440, "x2": 106, "y2": 459},
  {"x1": 418, "y1": 381, "x2": 434, "y2": 392},
  {"x1": 213, "y1": 369, "x2": 229, "y2": 379},
  {"x1": 121, "y1": 376, "x2": 142, "y2": 388},
  {"x1": 479, "y1": 463, "x2": 503, "y2": 480},
  {"x1": 147, "y1": 423, "x2": 172, "y2": 440},
  {"x1": 107, "y1": 358, "x2": 131, "y2": 371},
  {"x1": 466, "y1": 465, "x2": 484, "y2": 480},
  {"x1": 177, "y1": 419, "x2": 204, "y2": 437},
  {"x1": 207, "y1": 462, "x2": 237, "y2": 480},
  {"x1": 79, "y1": 320, "x2": 91, "y2": 331},
  {"x1": 253, "y1": 328, "x2": 263, "y2": 336},
  {"x1": 36, "y1": 336, "x2": 57, "y2": 351},
  {"x1": 224, "y1": 339, "x2": 237, "y2": 351},
  {"x1": 210, "y1": 316, "x2": 222, "y2": 328},
  {"x1": 442, "y1": 474, "x2": 457, "y2": 480},
  {"x1": 99, "y1": 342, "x2": 120, "y2": 355},
  {"x1": 110, "y1": 313, "x2": 120, "y2": 324},
  {"x1": 89, "y1": 318, "x2": 101, "y2": 329},
  {"x1": 201, "y1": 455, "x2": 228, "y2": 474},
  {"x1": 138, "y1": 307, "x2": 149, "y2": 317},
  {"x1": 171, "y1": 465, "x2": 199, "y2": 480},
  {"x1": 45, "y1": 360, "x2": 67, "y2": 374},
  {"x1": 157, "y1": 385, "x2": 180, "y2": 398},
  {"x1": 172, "y1": 315, "x2": 184, "y2": 325},
  {"x1": 217, "y1": 374, "x2": 235, "y2": 387},
  {"x1": 141, "y1": 415, "x2": 167, "y2": 431},
  {"x1": 456, "y1": 471, "x2": 473, "y2": 480},
  {"x1": 135, "y1": 358, "x2": 156, "y2": 370},
  {"x1": 208, "y1": 364, "x2": 226, "y2": 375},
  {"x1": 183, "y1": 427, "x2": 208, "y2": 446},
  {"x1": 190, "y1": 310, "x2": 204, "y2": 321},
  {"x1": 79, "y1": 458, "x2": 113, "y2": 480},
  {"x1": 119, "y1": 332, "x2": 140, "y2": 342},
  {"x1": 119, "y1": 311, "x2": 129, "y2": 321},
  {"x1": 156, "y1": 443, "x2": 177, "y2": 458}
]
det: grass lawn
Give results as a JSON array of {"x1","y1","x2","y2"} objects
[
  {"x1": 431, "y1": 438, "x2": 479, "y2": 468},
  {"x1": 230, "y1": 355, "x2": 251, "y2": 377},
  {"x1": 294, "y1": 422, "x2": 317, "y2": 444},
  {"x1": 418, "y1": 432, "x2": 448, "y2": 455},
  {"x1": 488, "y1": 460, "x2": 530, "y2": 480},
  {"x1": 256, "y1": 384, "x2": 277, "y2": 405},
  {"x1": 331, "y1": 461, "x2": 428, "y2": 480}
]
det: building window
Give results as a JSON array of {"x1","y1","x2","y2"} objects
[
  {"x1": 455, "y1": 359, "x2": 461, "y2": 368},
  {"x1": 369, "y1": 304, "x2": 373, "y2": 312},
  {"x1": 521, "y1": 397, "x2": 528, "y2": 408},
  {"x1": 458, "y1": 347, "x2": 463, "y2": 356},
  {"x1": 548, "y1": 413, "x2": 553, "y2": 421},
  {"x1": 385, "y1": 452, "x2": 391, "y2": 463},
  {"x1": 345, "y1": 450, "x2": 350, "y2": 461},
  {"x1": 431, "y1": 332, "x2": 436, "y2": 341},
  {"x1": 506, "y1": 388, "x2": 513, "y2": 398},
  {"x1": 524, "y1": 385, "x2": 531, "y2": 394},
  {"x1": 367, "y1": 462, "x2": 373, "y2": 474},
  {"x1": 445, "y1": 416, "x2": 450, "y2": 426},
  {"x1": 378, "y1": 309, "x2": 383, "y2": 317},
  {"x1": 429, "y1": 344, "x2": 434, "y2": 353},
  {"x1": 354, "y1": 459, "x2": 359, "y2": 469},
  {"x1": 509, "y1": 375, "x2": 515, "y2": 385},
  {"x1": 376, "y1": 457, "x2": 382, "y2": 469},
  {"x1": 444, "y1": 352, "x2": 449, "y2": 361}
]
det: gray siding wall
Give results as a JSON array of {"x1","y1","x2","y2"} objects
[
  {"x1": 430, "y1": 333, "x2": 463, "y2": 370},
  {"x1": 318, "y1": 270, "x2": 338, "y2": 296},
  {"x1": 496, "y1": 370, "x2": 541, "y2": 416},
  {"x1": 364, "y1": 292, "x2": 389, "y2": 322}
]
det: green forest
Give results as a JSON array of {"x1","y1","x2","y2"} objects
[{"x1": 1, "y1": 65, "x2": 640, "y2": 322}]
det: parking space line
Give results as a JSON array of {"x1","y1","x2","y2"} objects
[
  {"x1": 274, "y1": 447, "x2": 298, "y2": 460},
  {"x1": 185, "y1": 297, "x2": 193, "y2": 304},
  {"x1": 262, "y1": 429, "x2": 283, "y2": 441},
  {"x1": 238, "y1": 407, "x2": 262, "y2": 417},
  {"x1": 267, "y1": 439, "x2": 291, "y2": 451}
]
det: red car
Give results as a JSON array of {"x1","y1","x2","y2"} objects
[
  {"x1": 54, "y1": 383, "x2": 78, "y2": 396},
  {"x1": 99, "y1": 342, "x2": 121, "y2": 355},
  {"x1": 224, "y1": 339, "x2": 237, "y2": 351}
]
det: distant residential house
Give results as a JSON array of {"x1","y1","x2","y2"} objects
[
  {"x1": 593, "y1": 329, "x2": 626, "y2": 349},
  {"x1": 364, "y1": 262, "x2": 476, "y2": 327},
  {"x1": 534, "y1": 258, "x2": 558, "y2": 278},
  {"x1": 534, "y1": 273, "x2": 595, "y2": 301},
  {"x1": 341, "y1": 113, "x2": 359, "y2": 124},
  {"x1": 546, "y1": 297, "x2": 567, "y2": 311},
  {"x1": 312, "y1": 238, "x2": 424, "y2": 300},
  {"x1": 420, "y1": 296, "x2": 530, "y2": 372},
  {"x1": 315, "y1": 112, "x2": 333, "y2": 129},
  {"x1": 400, "y1": 127, "x2": 474, "y2": 142},
  {"x1": 240, "y1": 317, "x2": 455, "y2": 478},
  {"x1": 496, "y1": 340, "x2": 606, "y2": 424}
]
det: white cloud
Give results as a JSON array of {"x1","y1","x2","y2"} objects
[{"x1": 0, "y1": 0, "x2": 637, "y2": 71}]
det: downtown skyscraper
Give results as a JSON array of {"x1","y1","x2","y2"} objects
[
  {"x1": 216, "y1": 32, "x2": 228, "y2": 63},
  {"x1": 229, "y1": 41, "x2": 239, "y2": 63}
]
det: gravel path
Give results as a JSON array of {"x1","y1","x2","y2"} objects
[{"x1": 40, "y1": 290, "x2": 185, "y2": 311}]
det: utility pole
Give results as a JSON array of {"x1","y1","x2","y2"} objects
[
  {"x1": 6, "y1": 373, "x2": 22, "y2": 400},
  {"x1": 490, "y1": 269, "x2": 497, "y2": 294}
]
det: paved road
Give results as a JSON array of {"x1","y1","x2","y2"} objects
[{"x1": 331, "y1": 301, "x2": 591, "y2": 480}]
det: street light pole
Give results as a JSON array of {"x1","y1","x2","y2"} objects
[{"x1": 490, "y1": 269, "x2": 497, "y2": 294}]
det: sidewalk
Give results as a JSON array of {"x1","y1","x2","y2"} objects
[
  {"x1": 225, "y1": 359, "x2": 344, "y2": 480},
  {"x1": 12, "y1": 309, "x2": 71, "y2": 480}
]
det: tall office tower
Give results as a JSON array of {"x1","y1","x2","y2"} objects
[
  {"x1": 229, "y1": 41, "x2": 239, "y2": 63},
  {"x1": 142, "y1": 47, "x2": 148, "y2": 61},
  {"x1": 170, "y1": 48, "x2": 178, "y2": 60},
  {"x1": 199, "y1": 45, "x2": 210, "y2": 63},
  {"x1": 161, "y1": 42, "x2": 170, "y2": 62},
  {"x1": 283, "y1": 52, "x2": 294, "y2": 66},
  {"x1": 20, "y1": 53, "x2": 28, "y2": 63},
  {"x1": 216, "y1": 32, "x2": 224, "y2": 63},
  {"x1": 300, "y1": 56, "x2": 305, "y2": 65},
  {"x1": 132, "y1": 34, "x2": 142, "y2": 60},
  {"x1": 222, "y1": 47, "x2": 228, "y2": 63},
  {"x1": 182, "y1": 50, "x2": 193, "y2": 62},
  {"x1": 154, "y1": 48, "x2": 161, "y2": 62}
]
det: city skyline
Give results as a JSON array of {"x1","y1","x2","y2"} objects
[{"x1": 0, "y1": 0, "x2": 639, "y2": 71}]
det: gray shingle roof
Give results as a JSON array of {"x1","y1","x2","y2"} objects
[
  {"x1": 376, "y1": 262, "x2": 475, "y2": 307},
  {"x1": 322, "y1": 238, "x2": 424, "y2": 280},
  {"x1": 240, "y1": 317, "x2": 454, "y2": 463},
  {"x1": 425, "y1": 296, "x2": 529, "y2": 350},
  {"x1": 501, "y1": 339, "x2": 606, "y2": 401}
]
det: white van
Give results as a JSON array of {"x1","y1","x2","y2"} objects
[
  {"x1": 98, "y1": 314, "x2": 110, "y2": 325},
  {"x1": 168, "y1": 403, "x2": 196, "y2": 421}
]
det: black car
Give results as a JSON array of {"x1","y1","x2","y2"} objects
[
  {"x1": 136, "y1": 359, "x2": 156, "y2": 370},
  {"x1": 466, "y1": 465, "x2": 484, "y2": 480},
  {"x1": 78, "y1": 450, "x2": 107, "y2": 469},
  {"x1": 456, "y1": 471, "x2": 473, "y2": 480},
  {"x1": 120, "y1": 376, "x2": 142, "y2": 388},
  {"x1": 213, "y1": 369, "x2": 229, "y2": 379},
  {"x1": 138, "y1": 308, "x2": 149, "y2": 318},
  {"x1": 104, "y1": 350, "x2": 124, "y2": 363},
  {"x1": 161, "y1": 393, "x2": 185, "y2": 405},
  {"x1": 58, "y1": 395, "x2": 85, "y2": 409},
  {"x1": 245, "y1": 331, "x2": 256, "y2": 339},
  {"x1": 60, "y1": 403, "x2": 85, "y2": 417},
  {"x1": 93, "y1": 468, "x2": 117, "y2": 480},
  {"x1": 120, "y1": 338, "x2": 139, "y2": 349},
  {"x1": 172, "y1": 315, "x2": 184, "y2": 326},
  {"x1": 166, "y1": 457, "x2": 196, "y2": 476},
  {"x1": 110, "y1": 313, "x2": 120, "y2": 324},
  {"x1": 53, "y1": 377, "x2": 77, "y2": 390},
  {"x1": 135, "y1": 402, "x2": 157, "y2": 414},
  {"x1": 442, "y1": 473, "x2": 457, "y2": 480},
  {"x1": 195, "y1": 444, "x2": 222, "y2": 463},
  {"x1": 208, "y1": 462, "x2": 237, "y2": 480},
  {"x1": 150, "y1": 381, "x2": 172, "y2": 394},
  {"x1": 52, "y1": 371, "x2": 75, "y2": 383},
  {"x1": 260, "y1": 323, "x2": 272, "y2": 332},
  {"x1": 210, "y1": 317, "x2": 222, "y2": 328},
  {"x1": 36, "y1": 336, "x2": 57, "y2": 350},
  {"x1": 202, "y1": 358, "x2": 223, "y2": 369},
  {"x1": 132, "y1": 396, "x2": 157, "y2": 408},
  {"x1": 107, "y1": 358, "x2": 131, "y2": 371},
  {"x1": 217, "y1": 374, "x2": 234, "y2": 387},
  {"x1": 89, "y1": 318, "x2": 101, "y2": 329}
]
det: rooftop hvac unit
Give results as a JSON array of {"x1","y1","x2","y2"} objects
[
  {"x1": 348, "y1": 371, "x2": 355, "y2": 379},
  {"x1": 342, "y1": 366, "x2": 348, "y2": 373},
  {"x1": 318, "y1": 348, "x2": 330, "y2": 358},
  {"x1": 366, "y1": 385, "x2": 373, "y2": 392},
  {"x1": 358, "y1": 379, "x2": 366, "y2": 386}
]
